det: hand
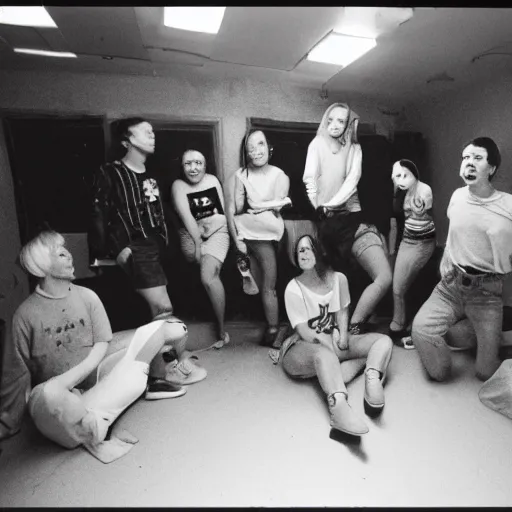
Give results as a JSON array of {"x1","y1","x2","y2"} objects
[
  {"x1": 236, "y1": 240, "x2": 248, "y2": 254},
  {"x1": 333, "y1": 327, "x2": 348, "y2": 351}
]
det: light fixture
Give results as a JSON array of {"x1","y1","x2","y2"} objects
[
  {"x1": 164, "y1": 7, "x2": 226, "y2": 34},
  {"x1": 13, "y1": 48, "x2": 77, "y2": 58},
  {"x1": 307, "y1": 32, "x2": 376, "y2": 67},
  {"x1": 0, "y1": 6, "x2": 57, "y2": 28}
]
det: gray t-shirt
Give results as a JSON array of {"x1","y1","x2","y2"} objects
[{"x1": 0, "y1": 284, "x2": 112, "y2": 435}]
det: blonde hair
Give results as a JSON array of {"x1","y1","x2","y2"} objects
[
  {"x1": 317, "y1": 102, "x2": 360, "y2": 146},
  {"x1": 19, "y1": 231, "x2": 64, "y2": 278}
]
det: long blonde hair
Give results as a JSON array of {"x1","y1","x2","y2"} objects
[{"x1": 316, "y1": 102, "x2": 360, "y2": 147}]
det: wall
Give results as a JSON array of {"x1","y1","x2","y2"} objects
[
  {"x1": 400, "y1": 76, "x2": 512, "y2": 305},
  {"x1": 0, "y1": 68, "x2": 399, "y2": 291},
  {"x1": 399, "y1": 75, "x2": 512, "y2": 243}
]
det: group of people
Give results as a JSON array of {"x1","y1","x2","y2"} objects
[{"x1": 1, "y1": 102, "x2": 511, "y2": 461}]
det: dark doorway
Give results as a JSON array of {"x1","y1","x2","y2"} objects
[{"x1": 3, "y1": 115, "x2": 106, "y2": 243}]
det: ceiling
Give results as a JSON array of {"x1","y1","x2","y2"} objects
[{"x1": 1, "y1": 7, "x2": 512, "y2": 103}]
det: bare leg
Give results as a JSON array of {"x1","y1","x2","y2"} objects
[
  {"x1": 136, "y1": 286, "x2": 173, "y2": 319},
  {"x1": 200, "y1": 254, "x2": 226, "y2": 339},
  {"x1": 247, "y1": 241, "x2": 279, "y2": 328},
  {"x1": 351, "y1": 244, "x2": 392, "y2": 325}
]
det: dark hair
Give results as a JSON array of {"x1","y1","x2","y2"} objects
[
  {"x1": 293, "y1": 234, "x2": 329, "y2": 278},
  {"x1": 398, "y1": 159, "x2": 419, "y2": 180},
  {"x1": 463, "y1": 137, "x2": 501, "y2": 179},
  {"x1": 239, "y1": 129, "x2": 273, "y2": 168},
  {"x1": 111, "y1": 117, "x2": 148, "y2": 153}
]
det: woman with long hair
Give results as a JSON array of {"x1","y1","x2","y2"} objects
[
  {"x1": 276, "y1": 234, "x2": 393, "y2": 436},
  {"x1": 226, "y1": 129, "x2": 292, "y2": 347},
  {"x1": 303, "y1": 103, "x2": 392, "y2": 335}
]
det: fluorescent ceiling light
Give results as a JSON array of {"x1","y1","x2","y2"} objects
[
  {"x1": 164, "y1": 7, "x2": 226, "y2": 34},
  {"x1": 14, "y1": 48, "x2": 77, "y2": 58},
  {"x1": 307, "y1": 33, "x2": 376, "y2": 67},
  {"x1": 0, "y1": 6, "x2": 57, "y2": 28}
]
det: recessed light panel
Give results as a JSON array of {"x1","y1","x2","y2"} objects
[
  {"x1": 13, "y1": 48, "x2": 77, "y2": 58},
  {"x1": 164, "y1": 7, "x2": 226, "y2": 34},
  {"x1": 0, "y1": 6, "x2": 57, "y2": 28},
  {"x1": 307, "y1": 32, "x2": 376, "y2": 67}
]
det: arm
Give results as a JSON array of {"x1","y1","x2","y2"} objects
[
  {"x1": 303, "y1": 141, "x2": 320, "y2": 209},
  {"x1": 171, "y1": 180, "x2": 202, "y2": 262},
  {"x1": 323, "y1": 143, "x2": 362, "y2": 208},
  {"x1": 333, "y1": 272, "x2": 351, "y2": 350},
  {"x1": 0, "y1": 312, "x2": 32, "y2": 440},
  {"x1": 388, "y1": 217, "x2": 398, "y2": 256},
  {"x1": 51, "y1": 342, "x2": 108, "y2": 391},
  {"x1": 248, "y1": 171, "x2": 292, "y2": 213},
  {"x1": 226, "y1": 172, "x2": 247, "y2": 254}
]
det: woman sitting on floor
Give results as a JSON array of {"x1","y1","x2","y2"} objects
[
  {"x1": 0, "y1": 230, "x2": 206, "y2": 462},
  {"x1": 276, "y1": 234, "x2": 393, "y2": 436}
]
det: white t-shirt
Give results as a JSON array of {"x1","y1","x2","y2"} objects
[
  {"x1": 446, "y1": 186, "x2": 512, "y2": 274},
  {"x1": 284, "y1": 271, "x2": 350, "y2": 353}
]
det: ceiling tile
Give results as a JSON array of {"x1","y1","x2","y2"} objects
[
  {"x1": 45, "y1": 6, "x2": 149, "y2": 61},
  {"x1": 211, "y1": 7, "x2": 344, "y2": 71}
]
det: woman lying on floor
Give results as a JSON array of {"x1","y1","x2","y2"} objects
[
  {"x1": 0, "y1": 230, "x2": 206, "y2": 463},
  {"x1": 274, "y1": 234, "x2": 393, "y2": 436}
]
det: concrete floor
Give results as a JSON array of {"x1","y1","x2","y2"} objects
[{"x1": 1, "y1": 321, "x2": 512, "y2": 507}]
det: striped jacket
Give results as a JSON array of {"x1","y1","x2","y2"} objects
[{"x1": 89, "y1": 160, "x2": 168, "y2": 260}]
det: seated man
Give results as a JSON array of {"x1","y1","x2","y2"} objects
[{"x1": 0, "y1": 230, "x2": 207, "y2": 462}]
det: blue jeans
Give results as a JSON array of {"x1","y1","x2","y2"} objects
[{"x1": 412, "y1": 265, "x2": 505, "y2": 381}]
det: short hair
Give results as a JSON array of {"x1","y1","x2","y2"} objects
[
  {"x1": 111, "y1": 117, "x2": 148, "y2": 152},
  {"x1": 293, "y1": 234, "x2": 328, "y2": 277},
  {"x1": 463, "y1": 137, "x2": 501, "y2": 178},
  {"x1": 19, "y1": 230, "x2": 64, "y2": 278},
  {"x1": 239, "y1": 129, "x2": 273, "y2": 168}
]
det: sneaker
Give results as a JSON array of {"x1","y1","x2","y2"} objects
[
  {"x1": 328, "y1": 392, "x2": 369, "y2": 436},
  {"x1": 165, "y1": 358, "x2": 207, "y2": 386},
  {"x1": 364, "y1": 368, "x2": 385, "y2": 412},
  {"x1": 145, "y1": 378, "x2": 187, "y2": 400},
  {"x1": 237, "y1": 255, "x2": 259, "y2": 295},
  {"x1": 212, "y1": 332, "x2": 230, "y2": 350}
]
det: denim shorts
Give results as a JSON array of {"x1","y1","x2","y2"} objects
[
  {"x1": 125, "y1": 236, "x2": 168, "y2": 290},
  {"x1": 351, "y1": 223, "x2": 384, "y2": 259}
]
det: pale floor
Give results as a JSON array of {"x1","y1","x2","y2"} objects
[{"x1": 1, "y1": 322, "x2": 512, "y2": 507}]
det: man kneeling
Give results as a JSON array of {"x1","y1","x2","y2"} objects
[{"x1": 0, "y1": 230, "x2": 206, "y2": 462}]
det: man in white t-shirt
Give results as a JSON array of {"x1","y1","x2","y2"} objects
[{"x1": 412, "y1": 137, "x2": 512, "y2": 383}]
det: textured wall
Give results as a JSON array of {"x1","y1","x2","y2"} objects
[
  {"x1": 0, "y1": 69, "x2": 398, "y2": 274},
  {"x1": 398, "y1": 76, "x2": 512, "y2": 244}
]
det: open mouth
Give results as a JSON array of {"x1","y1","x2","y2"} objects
[{"x1": 464, "y1": 175, "x2": 476, "y2": 181}]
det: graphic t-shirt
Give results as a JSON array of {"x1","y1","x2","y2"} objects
[
  {"x1": 187, "y1": 186, "x2": 224, "y2": 220},
  {"x1": 0, "y1": 284, "x2": 113, "y2": 435},
  {"x1": 175, "y1": 175, "x2": 227, "y2": 239},
  {"x1": 284, "y1": 271, "x2": 350, "y2": 354}
]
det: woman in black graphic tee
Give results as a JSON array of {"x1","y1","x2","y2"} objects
[{"x1": 172, "y1": 149, "x2": 231, "y2": 349}]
